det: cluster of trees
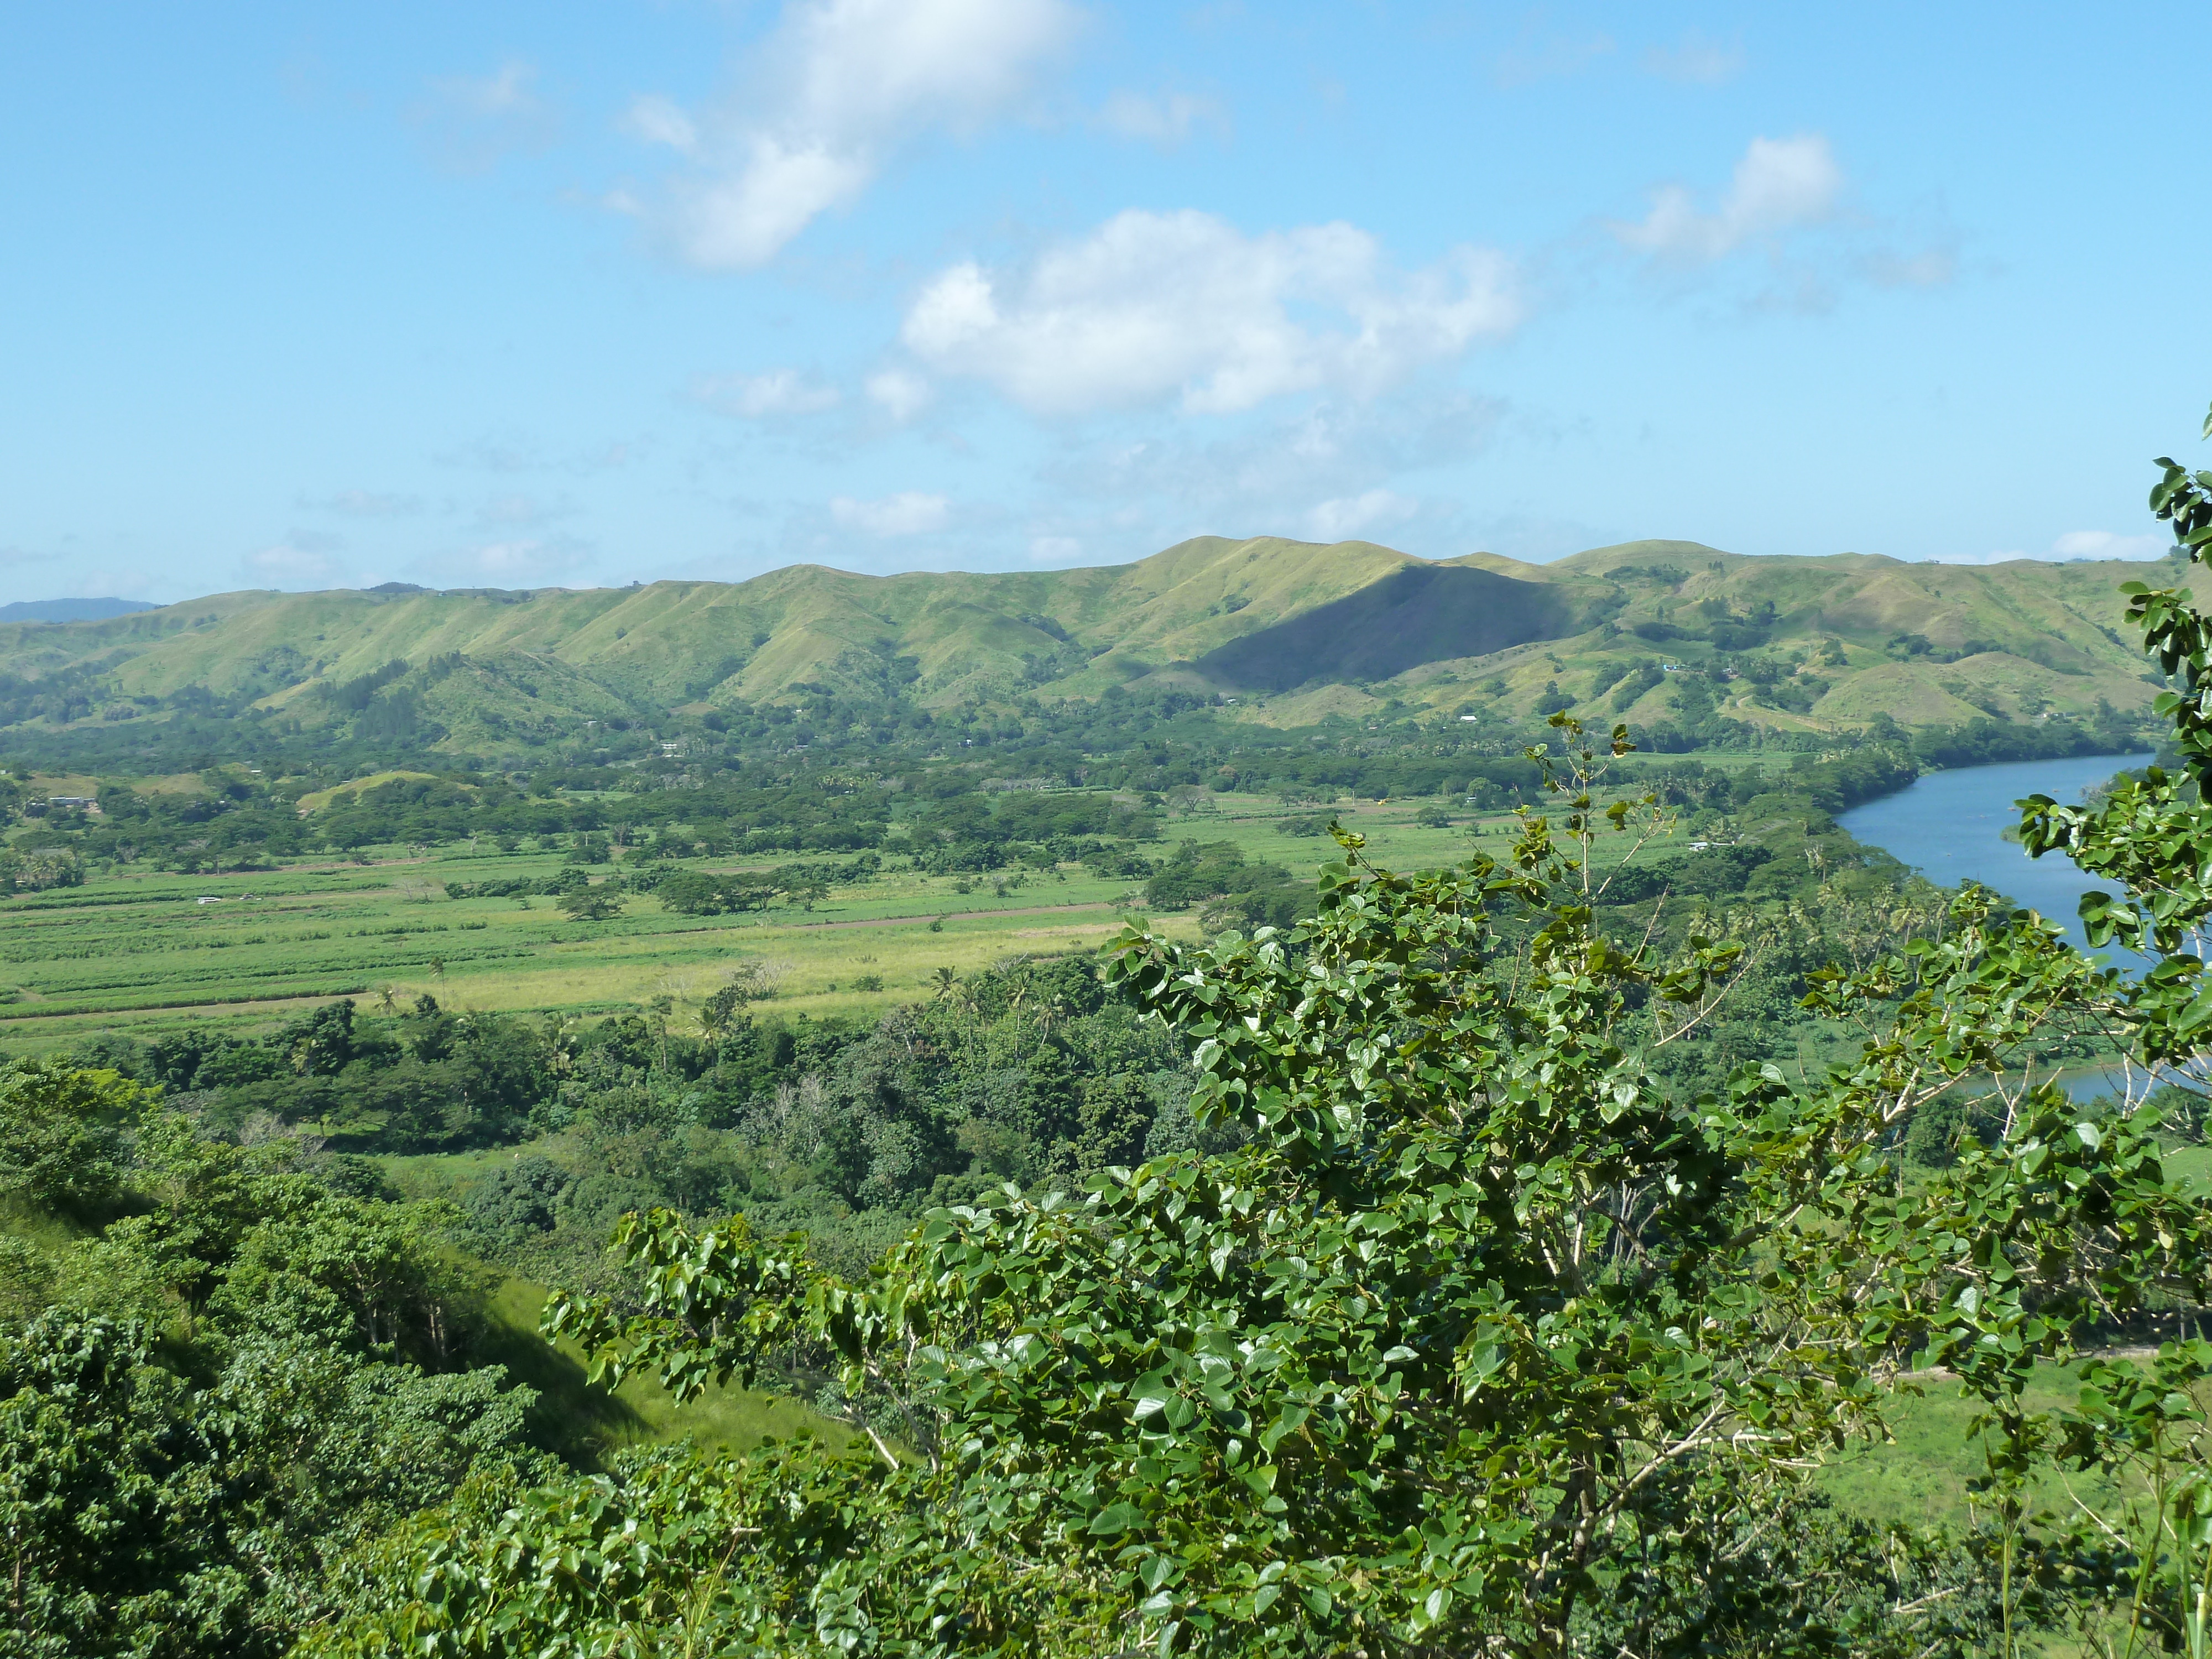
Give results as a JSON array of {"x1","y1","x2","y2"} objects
[
  {"x1": 75, "y1": 998, "x2": 558, "y2": 1152},
  {"x1": 55, "y1": 953, "x2": 1202, "y2": 1291},
  {"x1": 0, "y1": 1061, "x2": 550, "y2": 1655}
]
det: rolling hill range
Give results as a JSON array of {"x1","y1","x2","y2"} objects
[{"x1": 0, "y1": 534, "x2": 2188, "y2": 754}]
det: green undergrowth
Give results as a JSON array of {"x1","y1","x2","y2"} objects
[
  {"x1": 1816, "y1": 1367, "x2": 2135, "y2": 1531},
  {"x1": 476, "y1": 1270, "x2": 850, "y2": 1467}
]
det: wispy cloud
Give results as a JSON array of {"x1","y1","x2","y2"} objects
[
  {"x1": 431, "y1": 536, "x2": 595, "y2": 583},
  {"x1": 413, "y1": 60, "x2": 559, "y2": 174},
  {"x1": 1493, "y1": 26, "x2": 1615, "y2": 88},
  {"x1": 865, "y1": 368, "x2": 933, "y2": 423},
  {"x1": 1641, "y1": 32, "x2": 1745, "y2": 86},
  {"x1": 830, "y1": 491, "x2": 952, "y2": 535},
  {"x1": 432, "y1": 436, "x2": 637, "y2": 476},
  {"x1": 1306, "y1": 488, "x2": 1417, "y2": 542},
  {"x1": 694, "y1": 368, "x2": 843, "y2": 418},
  {"x1": 1932, "y1": 530, "x2": 2171, "y2": 565},
  {"x1": 244, "y1": 532, "x2": 349, "y2": 585},
  {"x1": 1615, "y1": 134, "x2": 1841, "y2": 263},
  {"x1": 1039, "y1": 389, "x2": 1501, "y2": 546},
  {"x1": 618, "y1": 0, "x2": 1081, "y2": 270},
  {"x1": 903, "y1": 208, "x2": 1519, "y2": 415},
  {"x1": 1097, "y1": 88, "x2": 1227, "y2": 149},
  {"x1": 300, "y1": 490, "x2": 422, "y2": 519}
]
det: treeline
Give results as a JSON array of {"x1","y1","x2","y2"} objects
[{"x1": 55, "y1": 953, "x2": 1199, "y2": 1277}]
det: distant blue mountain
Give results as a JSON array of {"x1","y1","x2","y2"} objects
[{"x1": 0, "y1": 597, "x2": 159, "y2": 623}]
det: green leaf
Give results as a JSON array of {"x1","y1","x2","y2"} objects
[{"x1": 1088, "y1": 1503, "x2": 1144, "y2": 1536}]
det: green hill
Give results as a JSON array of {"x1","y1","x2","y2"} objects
[{"x1": 0, "y1": 534, "x2": 2187, "y2": 753}]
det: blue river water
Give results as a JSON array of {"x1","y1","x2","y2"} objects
[
  {"x1": 1834, "y1": 752, "x2": 2153, "y2": 957},
  {"x1": 1835, "y1": 752, "x2": 2157, "y2": 1101}
]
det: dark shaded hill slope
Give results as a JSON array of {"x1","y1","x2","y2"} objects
[{"x1": 1193, "y1": 564, "x2": 1583, "y2": 690}]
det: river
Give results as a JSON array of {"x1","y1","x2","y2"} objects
[
  {"x1": 1835, "y1": 752, "x2": 2153, "y2": 957},
  {"x1": 1835, "y1": 750, "x2": 2157, "y2": 1100}
]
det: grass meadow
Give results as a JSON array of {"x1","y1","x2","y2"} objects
[{"x1": 0, "y1": 790, "x2": 1561, "y2": 1054}]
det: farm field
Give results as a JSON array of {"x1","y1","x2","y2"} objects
[{"x1": 0, "y1": 786, "x2": 1662, "y2": 1054}]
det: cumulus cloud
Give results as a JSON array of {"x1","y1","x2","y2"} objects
[
  {"x1": 1932, "y1": 530, "x2": 2172, "y2": 566},
  {"x1": 865, "y1": 368, "x2": 933, "y2": 422},
  {"x1": 1306, "y1": 488, "x2": 1418, "y2": 542},
  {"x1": 695, "y1": 368, "x2": 843, "y2": 417},
  {"x1": 622, "y1": 0, "x2": 1080, "y2": 269},
  {"x1": 1028, "y1": 534, "x2": 1083, "y2": 562},
  {"x1": 831, "y1": 491, "x2": 951, "y2": 535},
  {"x1": 1098, "y1": 88, "x2": 1227, "y2": 149},
  {"x1": 1616, "y1": 134, "x2": 1841, "y2": 262},
  {"x1": 902, "y1": 209, "x2": 1519, "y2": 415},
  {"x1": 1641, "y1": 32, "x2": 1745, "y2": 86}
]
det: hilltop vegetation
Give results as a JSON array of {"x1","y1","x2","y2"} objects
[{"x1": 0, "y1": 534, "x2": 2180, "y2": 770}]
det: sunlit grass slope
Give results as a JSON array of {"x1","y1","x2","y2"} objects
[{"x1": 0, "y1": 533, "x2": 2195, "y2": 746}]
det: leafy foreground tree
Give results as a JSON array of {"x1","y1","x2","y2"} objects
[
  {"x1": 307, "y1": 444, "x2": 2212, "y2": 1655},
  {"x1": 0, "y1": 1065, "x2": 545, "y2": 1658}
]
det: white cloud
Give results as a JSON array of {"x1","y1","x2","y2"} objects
[
  {"x1": 831, "y1": 491, "x2": 951, "y2": 535},
  {"x1": 1931, "y1": 530, "x2": 2171, "y2": 566},
  {"x1": 1039, "y1": 390, "x2": 1500, "y2": 549},
  {"x1": 865, "y1": 368, "x2": 933, "y2": 422},
  {"x1": 444, "y1": 60, "x2": 538, "y2": 117},
  {"x1": 624, "y1": 0, "x2": 1081, "y2": 269},
  {"x1": 415, "y1": 61, "x2": 559, "y2": 173},
  {"x1": 1098, "y1": 88, "x2": 1227, "y2": 149},
  {"x1": 902, "y1": 209, "x2": 1519, "y2": 415},
  {"x1": 696, "y1": 368, "x2": 843, "y2": 417},
  {"x1": 1863, "y1": 247, "x2": 1957, "y2": 289},
  {"x1": 447, "y1": 538, "x2": 594, "y2": 581},
  {"x1": 1641, "y1": 32, "x2": 1745, "y2": 86},
  {"x1": 623, "y1": 94, "x2": 698, "y2": 154},
  {"x1": 2052, "y1": 530, "x2": 2167, "y2": 560},
  {"x1": 1616, "y1": 134, "x2": 1841, "y2": 262},
  {"x1": 246, "y1": 538, "x2": 346, "y2": 584},
  {"x1": 1306, "y1": 488, "x2": 1417, "y2": 542},
  {"x1": 1028, "y1": 534, "x2": 1083, "y2": 562}
]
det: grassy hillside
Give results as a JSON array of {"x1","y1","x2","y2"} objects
[{"x1": 0, "y1": 533, "x2": 2188, "y2": 754}]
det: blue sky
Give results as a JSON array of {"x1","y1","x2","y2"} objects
[{"x1": 2, "y1": 1, "x2": 2205, "y2": 603}]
